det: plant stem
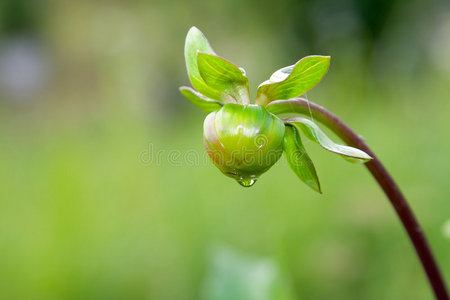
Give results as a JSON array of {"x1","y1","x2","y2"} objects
[{"x1": 267, "y1": 98, "x2": 449, "y2": 300}]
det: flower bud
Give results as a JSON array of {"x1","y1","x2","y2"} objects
[{"x1": 203, "y1": 103, "x2": 285, "y2": 187}]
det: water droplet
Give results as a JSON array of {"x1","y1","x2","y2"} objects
[{"x1": 237, "y1": 179, "x2": 256, "y2": 187}]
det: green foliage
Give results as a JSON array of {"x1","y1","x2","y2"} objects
[
  {"x1": 283, "y1": 125, "x2": 321, "y2": 193},
  {"x1": 184, "y1": 26, "x2": 223, "y2": 101},
  {"x1": 183, "y1": 26, "x2": 250, "y2": 105},
  {"x1": 197, "y1": 53, "x2": 250, "y2": 104},
  {"x1": 179, "y1": 86, "x2": 223, "y2": 113},
  {"x1": 284, "y1": 117, "x2": 372, "y2": 162},
  {"x1": 256, "y1": 56, "x2": 330, "y2": 106}
]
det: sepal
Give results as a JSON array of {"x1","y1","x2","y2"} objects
[
  {"x1": 284, "y1": 117, "x2": 372, "y2": 162},
  {"x1": 179, "y1": 86, "x2": 223, "y2": 113},
  {"x1": 197, "y1": 52, "x2": 250, "y2": 104},
  {"x1": 283, "y1": 125, "x2": 321, "y2": 193},
  {"x1": 256, "y1": 56, "x2": 330, "y2": 106},
  {"x1": 184, "y1": 26, "x2": 222, "y2": 101}
]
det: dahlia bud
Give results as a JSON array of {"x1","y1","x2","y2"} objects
[
  {"x1": 181, "y1": 27, "x2": 372, "y2": 191},
  {"x1": 203, "y1": 103, "x2": 285, "y2": 187}
]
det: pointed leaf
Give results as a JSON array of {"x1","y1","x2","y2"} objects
[
  {"x1": 267, "y1": 65, "x2": 295, "y2": 83},
  {"x1": 284, "y1": 125, "x2": 321, "y2": 193},
  {"x1": 197, "y1": 52, "x2": 250, "y2": 104},
  {"x1": 184, "y1": 27, "x2": 223, "y2": 101},
  {"x1": 284, "y1": 117, "x2": 372, "y2": 162},
  {"x1": 179, "y1": 86, "x2": 223, "y2": 113},
  {"x1": 257, "y1": 56, "x2": 331, "y2": 105}
]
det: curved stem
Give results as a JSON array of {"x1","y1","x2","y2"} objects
[{"x1": 267, "y1": 98, "x2": 449, "y2": 300}]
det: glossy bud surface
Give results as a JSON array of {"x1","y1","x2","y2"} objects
[{"x1": 203, "y1": 104, "x2": 285, "y2": 186}]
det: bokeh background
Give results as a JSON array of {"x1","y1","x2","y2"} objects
[{"x1": 1, "y1": 0, "x2": 449, "y2": 299}]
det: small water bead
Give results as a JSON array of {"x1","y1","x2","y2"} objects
[{"x1": 237, "y1": 179, "x2": 256, "y2": 187}]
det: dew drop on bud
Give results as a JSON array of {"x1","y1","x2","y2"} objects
[{"x1": 238, "y1": 179, "x2": 256, "y2": 187}]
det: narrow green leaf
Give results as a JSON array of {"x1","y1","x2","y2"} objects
[
  {"x1": 179, "y1": 86, "x2": 223, "y2": 113},
  {"x1": 284, "y1": 117, "x2": 372, "y2": 162},
  {"x1": 197, "y1": 52, "x2": 250, "y2": 104},
  {"x1": 256, "y1": 56, "x2": 331, "y2": 105},
  {"x1": 184, "y1": 27, "x2": 223, "y2": 101},
  {"x1": 283, "y1": 125, "x2": 321, "y2": 193},
  {"x1": 267, "y1": 65, "x2": 295, "y2": 83}
]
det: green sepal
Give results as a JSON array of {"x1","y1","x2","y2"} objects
[
  {"x1": 184, "y1": 26, "x2": 223, "y2": 101},
  {"x1": 283, "y1": 125, "x2": 321, "y2": 193},
  {"x1": 179, "y1": 86, "x2": 223, "y2": 113},
  {"x1": 284, "y1": 117, "x2": 372, "y2": 163},
  {"x1": 256, "y1": 56, "x2": 330, "y2": 106},
  {"x1": 197, "y1": 52, "x2": 250, "y2": 104}
]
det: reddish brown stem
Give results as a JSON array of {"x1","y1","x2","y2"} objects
[{"x1": 267, "y1": 98, "x2": 449, "y2": 300}]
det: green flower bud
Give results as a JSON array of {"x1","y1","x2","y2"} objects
[{"x1": 203, "y1": 103, "x2": 285, "y2": 187}]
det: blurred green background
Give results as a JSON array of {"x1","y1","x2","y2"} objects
[{"x1": 0, "y1": 0, "x2": 449, "y2": 299}]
